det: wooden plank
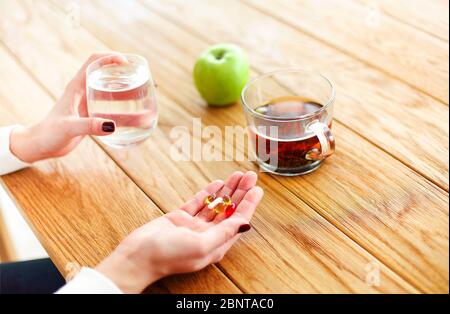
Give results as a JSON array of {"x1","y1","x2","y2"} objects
[
  {"x1": 61, "y1": 0, "x2": 449, "y2": 292},
  {"x1": 0, "y1": 205, "x2": 17, "y2": 262},
  {"x1": 0, "y1": 1, "x2": 419, "y2": 293},
  {"x1": 150, "y1": 0, "x2": 450, "y2": 187},
  {"x1": 39, "y1": 0, "x2": 448, "y2": 294},
  {"x1": 0, "y1": 46, "x2": 240, "y2": 293},
  {"x1": 244, "y1": 0, "x2": 449, "y2": 104},
  {"x1": 358, "y1": 0, "x2": 449, "y2": 42},
  {"x1": 135, "y1": 0, "x2": 449, "y2": 292},
  {"x1": 139, "y1": 0, "x2": 449, "y2": 191}
]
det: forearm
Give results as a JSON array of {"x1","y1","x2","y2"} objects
[
  {"x1": 9, "y1": 124, "x2": 43, "y2": 163},
  {"x1": 95, "y1": 247, "x2": 161, "y2": 294},
  {"x1": 0, "y1": 125, "x2": 31, "y2": 175}
]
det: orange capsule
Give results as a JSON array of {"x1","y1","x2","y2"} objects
[{"x1": 214, "y1": 205, "x2": 223, "y2": 214}]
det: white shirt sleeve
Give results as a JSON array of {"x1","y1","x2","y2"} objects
[
  {"x1": 56, "y1": 267, "x2": 123, "y2": 294},
  {"x1": 0, "y1": 125, "x2": 30, "y2": 175},
  {"x1": 1, "y1": 126, "x2": 121, "y2": 294}
]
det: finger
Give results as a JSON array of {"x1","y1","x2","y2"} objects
[
  {"x1": 232, "y1": 171, "x2": 258, "y2": 205},
  {"x1": 82, "y1": 52, "x2": 128, "y2": 73},
  {"x1": 214, "y1": 171, "x2": 258, "y2": 222},
  {"x1": 180, "y1": 180, "x2": 224, "y2": 216},
  {"x1": 77, "y1": 92, "x2": 89, "y2": 117},
  {"x1": 201, "y1": 217, "x2": 250, "y2": 253},
  {"x1": 90, "y1": 110, "x2": 154, "y2": 128},
  {"x1": 233, "y1": 186, "x2": 264, "y2": 221},
  {"x1": 207, "y1": 187, "x2": 263, "y2": 262},
  {"x1": 196, "y1": 171, "x2": 243, "y2": 221},
  {"x1": 74, "y1": 52, "x2": 128, "y2": 88},
  {"x1": 63, "y1": 117, "x2": 116, "y2": 137},
  {"x1": 64, "y1": 53, "x2": 128, "y2": 114}
]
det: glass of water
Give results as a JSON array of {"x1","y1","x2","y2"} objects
[{"x1": 86, "y1": 53, "x2": 158, "y2": 148}]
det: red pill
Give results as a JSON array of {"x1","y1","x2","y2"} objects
[{"x1": 225, "y1": 203, "x2": 237, "y2": 218}]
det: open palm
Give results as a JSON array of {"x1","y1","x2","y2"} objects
[{"x1": 98, "y1": 171, "x2": 263, "y2": 293}]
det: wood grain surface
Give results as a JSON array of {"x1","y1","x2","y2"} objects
[
  {"x1": 143, "y1": 0, "x2": 450, "y2": 191},
  {"x1": 0, "y1": 205, "x2": 16, "y2": 262},
  {"x1": 0, "y1": 0, "x2": 448, "y2": 293},
  {"x1": 0, "y1": 0, "x2": 419, "y2": 293},
  {"x1": 98, "y1": 0, "x2": 447, "y2": 291},
  {"x1": 358, "y1": 0, "x2": 449, "y2": 42},
  {"x1": 245, "y1": 0, "x2": 449, "y2": 104},
  {"x1": 0, "y1": 45, "x2": 240, "y2": 294}
]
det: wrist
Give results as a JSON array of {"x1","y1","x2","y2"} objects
[
  {"x1": 95, "y1": 248, "x2": 160, "y2": 294},
  {"x1": 9, "y1": 125, "x2": 41, "y2": 163}
]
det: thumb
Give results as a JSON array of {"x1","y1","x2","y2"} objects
[
  {"x1": 63, "y1": 117, "x2": 116, "y2": 137},
  {"x1": 202, "y1": 218, "x2": 251, "y2": 251}
]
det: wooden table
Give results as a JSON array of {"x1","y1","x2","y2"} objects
[{"x1": 0, "y1": 0, "x2": 448, "y2": 293}]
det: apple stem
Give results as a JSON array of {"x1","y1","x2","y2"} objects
[{"x1": 214, "y1": 50, "x2": 225, "y2": 60}]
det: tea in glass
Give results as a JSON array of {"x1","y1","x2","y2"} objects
[{"x1": 241, "y1": 70, "x2": 335, "y2": 175}]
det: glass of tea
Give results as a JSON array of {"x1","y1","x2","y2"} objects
[
  {"x1": 241, "y1": 69, "x2": 335, "y2": 176},
  {"x1": 86, "y1": 54, "x2": 158, "y2": 148}
]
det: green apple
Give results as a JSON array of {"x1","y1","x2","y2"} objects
[{"x1": 193, "y1": 44, "x2": 249, "y2": 106}]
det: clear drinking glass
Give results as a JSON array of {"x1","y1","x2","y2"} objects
[
  {"x1": 241, "y1": 69, "x2": 335, "y2": 176},
  {"x1": 86, "y1": 54, "x2": 158, "y2": 148}
]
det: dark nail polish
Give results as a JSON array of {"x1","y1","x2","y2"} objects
[
  {"x1": 238, "y1": 224, "x2": 251, "y2": 233},
  {"x1": 102, "y1": 122, "x2": 115, "y2": 133}
]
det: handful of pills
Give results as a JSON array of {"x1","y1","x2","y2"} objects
[{"x1": 204, "y1": 194, "x2": 237, "y2": 218}]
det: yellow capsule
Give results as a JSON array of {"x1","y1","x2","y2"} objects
[
  {"x1": 222, "y1": 195, "x2": 232, "y2": 206},
  {"x1": 204, "y1": 194, "x2": 216, "y2": 205},
  {"x1": 213, "y1": 195, "x2": 231, "y2": 214}
]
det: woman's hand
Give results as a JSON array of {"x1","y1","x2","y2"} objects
[
  {"x1": 9, "y1": 52, "x2": 127, "y2": 163},
  {"x1": 96, "y1": 171, "x2": 264, "y2": 294}
]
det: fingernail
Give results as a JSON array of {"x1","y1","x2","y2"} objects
[
  {"x1": 102, "y1": 122, "x2": 115, "y2": 133},
  {"x1": 238, "y1": 224, "x2": 251, "y2": 233}
]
